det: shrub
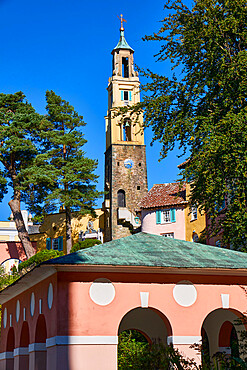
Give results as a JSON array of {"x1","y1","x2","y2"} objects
[
  {"x1": 18, "y1": 249, "x2": 64, "y2": 272},
  {"x1": 70, "y1": 239, "x2": 101, "y2": 253}
]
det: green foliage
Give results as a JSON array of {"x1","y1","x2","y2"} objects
[
  {"x1": 0, "y1": 266, "x2": 19, "y2": 291},
  {"x1": 133, "y1": 0, "x2": 247, "y2": 249},
  {"x1": 118, "y1": 330, "x2": 199, "y2": 369},
  {"x1": 0, "y1": 91, "x2": 45, "y2": 201},
  {"x1": 70, "y1": 239, "x2": 102, "y2": 253},
  {"x1": 25, "y1": 91, "x2": 101, "y2": 216},
  {"x1": 23, "y1": 91, "x2": 102, "y2": 249},
  {"x1": 118, "y1": 329, "x2": 247, "y2": 369},
  {"x1": 18, "y1": 249, "x2": 64, "y2": 272}
]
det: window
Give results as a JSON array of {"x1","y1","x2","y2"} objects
[
  {"x1": 117, "y1": 189, "x2": 126, "y2": 207},
  {"x1": 121, "y1": 90, "x2": 132, "y2": 102},
  {"x1": 191, "y1": 206, "x2": 197, "y2": 221},
  {"x1": 163, "y1": 210, "x2": 171, "y2": 223},
  {"x1": 134, "y1": 217, "x2": 140, "y2": 225},
  {"x1": 156, "y1": 209, "x2": 176, "y2": 224},
  {"x1": 123, "y1": 120, "x2": 131, "y2": 141},
  {"x1": 52, "y1": 238, "x2": 59, "y2": 250},
  {"x1": 137, "y1": 185, "x2": 140, "y2": 190},
  {"x1": 46, "y1": 236, "x2": 63, "y2": 251},
  {"x1": 122, "y1": 57, "x2": 129, "y2": 77},
  {"x1": 161, "y1": 233, "x2": 174, "y2": 238}
]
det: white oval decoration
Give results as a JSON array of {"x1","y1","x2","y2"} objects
[
  {"x1": 16, "y1": 300, "x2": 20, "y2": 322},
  {"x1": 173, "y1": 280, "x2": 197, "y2": 307},
  {"x1": 30, "y1": 292, "x2": 35, "y2": 317},
  {"x1": 3, "y1": 308, "x2": 7, "y2": 328},
  {"x1": 48, "y1": 283, "x2": 53, "y2": 309},
  {"x1": 89, "y1": 278, "x2": 115, "y2": 306}
]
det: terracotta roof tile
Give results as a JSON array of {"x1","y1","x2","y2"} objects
[
  {"x1": 138, "y1": 183, "x2": 187, "y2": 209},
  {"x1": 177, "y1": 158, "x2": 190, "y2": 169}
]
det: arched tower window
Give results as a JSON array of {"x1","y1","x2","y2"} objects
[
  {"x1": 123, "y1": 119, "x2": 131, "y2": 141},
  {"x1": 118, "y1": 190, "x2": 126, "y2": 207}
]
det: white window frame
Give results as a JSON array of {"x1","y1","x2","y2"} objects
[
  {"x1": 161, "y1": 233, "x2": 174, "y2": 238},
  {"x1": 162, "y1": 209, "x2": 171, "y2": 223},
  {"x1": 191, "y1": 206, "x2": 197, "y2": 221},
  {"x1": 52, "y1": 238, "x2": 59, "y2": 250}
]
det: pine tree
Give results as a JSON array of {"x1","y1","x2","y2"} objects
[
  {"x1": 27, "y1": 91, "x2": 100, "y2": 253},
  {"x1": 0, "y1": 92, "x2": 45, "y2": 258}
]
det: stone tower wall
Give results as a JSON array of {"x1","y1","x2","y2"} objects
[{"x1": 104, "y1": 144, "x2": 148, "y2": 241}]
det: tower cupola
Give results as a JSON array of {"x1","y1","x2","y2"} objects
[{"x1": 111, "y1": 15, "x2": 137, "y2": 79}]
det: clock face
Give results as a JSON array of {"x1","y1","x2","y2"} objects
[{"x1": 124, "y1": 159, "x2": 134, "y2": 169}]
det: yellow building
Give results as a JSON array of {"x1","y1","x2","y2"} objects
[
  {"x1": 30, "y1": 209, "x2": 104, "y2": 253},
  {"x1": 184, "y1": 184, "x2": 206, "y2": 243},
  {"x1": 0, "y1": 210, "x2": 35, "y2": 242}
]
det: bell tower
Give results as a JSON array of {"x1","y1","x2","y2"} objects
[{"x1": 103, "y1": 16, "x2": 148, "y2": 241}]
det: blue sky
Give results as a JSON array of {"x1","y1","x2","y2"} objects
[{"x1": 0, "y1": 0, "x2": 190, "y2": 220}]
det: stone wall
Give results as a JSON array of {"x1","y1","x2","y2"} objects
[{"x1": 104, "y1": 144, "x2": 148, "y2": 241}]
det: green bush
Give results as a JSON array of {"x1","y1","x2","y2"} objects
[
  {"x1": 18, "y1": 249, "x2": 64, "y2": 272},
  {"x1": 118, "y1": 330, "x2": 198, "y2": 369},
  {"x1": 70, "y1": 239, "x2": 101, "y2": 253}
]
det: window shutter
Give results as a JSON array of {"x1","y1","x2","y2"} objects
[
  {"x1": 156, "y1": 210, "x2": 161, "y2": 224},
  {"x1": 46, "y1": 238, "x2": 51, "y2": 250},
  {"x1": 171, "y1": 208, "x2": 176, "y2": 223},
  {"x1": 129, "y1": 91, "x2": 132, "y2": 101},
  {"x1": 58, "y1": 236, "x2": 63, "y2": 251},
  {"x1": 121, "y1": 91, "x2": 124, "y2": 101}
]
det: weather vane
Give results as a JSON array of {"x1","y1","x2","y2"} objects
[{"x1": 117, "y1": 14, "x2": 127, "y2": 31}]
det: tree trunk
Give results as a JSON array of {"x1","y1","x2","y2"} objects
[
  {"x1": 65, "y1": 207, "x2": 72, "y2": 253},
  {"x1": 8, "y1": 198, "x2": 35, "y2": 259}
]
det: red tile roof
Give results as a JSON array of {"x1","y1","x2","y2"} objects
[
  {"x1": 138, "y1": 183, "x2": 187, "y2": 209},
  {"x1": 177, "y1": 158, "x2": 190, "y2": 169}
]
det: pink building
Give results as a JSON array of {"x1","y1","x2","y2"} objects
[
  {"x1": 139, "y1": 183, "x2": 187, "y2": 239},
  {"x1": 0, "y1": 242, "x2": 37, "y2": 273},
  {"x1": 0, "y1": 232, "x2": 246, "y2": 369}
]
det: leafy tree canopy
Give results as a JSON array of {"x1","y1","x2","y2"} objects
[{"x1": 131, "y1": 0, "x2": 247, "y2": 249}]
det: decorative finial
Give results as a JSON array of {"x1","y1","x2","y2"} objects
[{"x1": 117, "y1": 14, "x2": 127, "y2": 31}]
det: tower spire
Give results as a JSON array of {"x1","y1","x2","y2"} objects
[{"x1": 114, "y1": 14, "x2": 134, "y2": 51}]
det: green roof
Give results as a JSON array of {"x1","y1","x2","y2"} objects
[
  {"x1": 113, "y1": 30, "x2": 134, "y2": 51},
  {"x1": 43, "y1": 232, "x2": 247, "y2": 270}
]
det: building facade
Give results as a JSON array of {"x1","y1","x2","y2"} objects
[
  {"x1": 139, "y1": 183, "x2": 206, "y2": 242},
  {"x1": 103, "y1": 22, "x2": 148, "y2": 241},
  {"x1": 0, "y1": 233, "x2": 246, "y2": 370},
  {"x1": 29, "y1": 210, "x2": 104, "y2": 253}
]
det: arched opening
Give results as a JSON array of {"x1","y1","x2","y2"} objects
[
  {"x1": 123, "y1": 120, "x2": 131, "y2": 141},
  {"x1": 34, "y1": 314, "x2": 47, "y2": 370},
  {"x1": 219, "y1": 321, "x2": 239, "y2": 357},
  {"x1": 118, "y1": 307, "x2": 172, "y2": 343},
  {"x1": 117, "y1": 189, "x2": 126, "y2": 208},
  {"x1": 18, "y1": 321, "x2": 30, "y2": 370},
  {"x1": 118, "y1": 307, "x2": 172, "y2": 368},
  {"x1": 201, "y1": 308, "x2": 244, "y2": 362},
  {"x1": 6, "y1": 327, "x2": 15, "y2": 370}
]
